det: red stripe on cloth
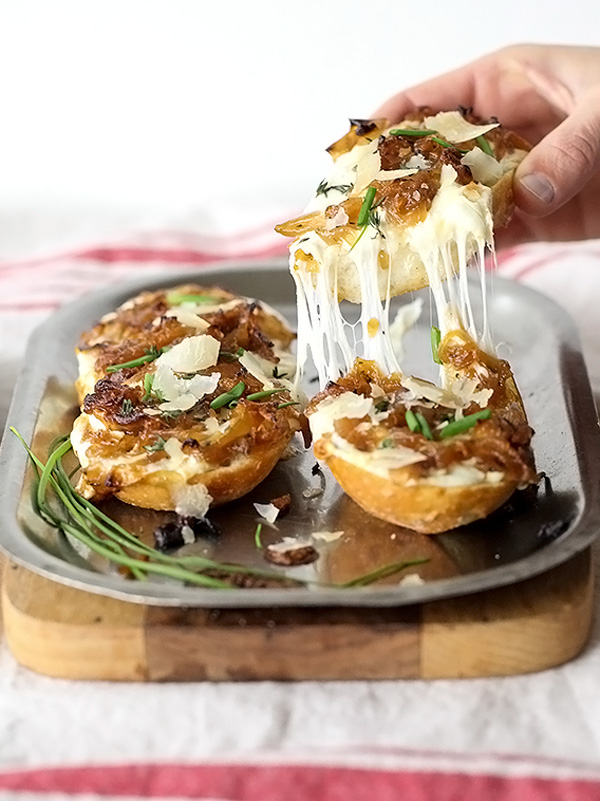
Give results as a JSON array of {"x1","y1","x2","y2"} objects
[
  {"x1": 0, "y1": 763, "x2": 597, "y2": 801},
  {"x1": 0, "y1": 240, "x2": 288, "y2": 274}
]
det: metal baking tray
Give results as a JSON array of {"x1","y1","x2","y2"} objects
[{"x1": 0, "y1": 258, "x2": 599, "y2": 607}]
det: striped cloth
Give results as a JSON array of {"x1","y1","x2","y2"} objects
[{"x1": 1, "y1": 227, "x2": 600, "y2": 801}]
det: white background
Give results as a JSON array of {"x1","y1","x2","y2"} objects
[{"x1": 0, "y1": 0, "x2": 598, "y2": 257}]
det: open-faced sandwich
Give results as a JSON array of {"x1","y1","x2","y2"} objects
[
  {"x1": 71, "y1": 285, "x2": 303, "y2": 517},
  {"x1": 277, "y1": 108, "x2": 538, "y2": 533}
]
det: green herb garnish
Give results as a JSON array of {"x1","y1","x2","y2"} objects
[
  {"x1": 339, "y1": 558, "x2": 430, "y2": 588},
  {"x1": 142, "y1": 373, "x2": 155, "y2": 403},
  {"x1": 254, "y1": 523, "x2": 263, "y2": 549},
  {"x1": 380, "y1": 438, "x2": 394, "y2": 449},
  {"x1": 210, "y1": 381, "x2": 246, "y2": 410},
  {"x1": 246, "y1": 388, "x2": 286, "y2": 402},
  {"x1": 144, "y1": 437, "x2": 167, "y2": 453},
  {"x1": 166, "y1": 292, "x2": 217, "y2": 305},
  {"x1": 106, "y1": 346, "x2": 167, "y2": 374},
  {"x1": 415, "y1": 411, "x2": 433, "y2": 441},
  {"x1": 121, "y1": 398, "x2": 134, "y2": 415},
  {"x1": 12, "y1": 429, "x2": 430, "y2": 591},
  {"x1": 316, "y1": 179, "x2": 353, "y2": 197},
  {"x1": 357, "y1": 186, "x2": 377, "y2": 227},
  {"x1": 405, "y1": 409, "x2": 421, "y2": 433},
  {"x1": 431, "y1": 326, "x2": 442, "y2": 365},
  {"x1": 220, "y1": 346, "x2": 245, "y2": 363},
  {"x1": 388, "y1": 128, "x2": 467, "y2": 152},
  {"x1": 277, "y1": 401, "x2": 300, "y2": 410},
  {"x1": 476, "y1": 135, "x2": 493, "y2": 156},
  {"x1": 439, "y1": 408, "x2": 492, "y2": 439},
  {"x1": 375, "y1": 399, "x2": 389, "y2": 413}
]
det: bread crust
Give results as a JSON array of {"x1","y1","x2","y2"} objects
[{"x1": 318, "y1": 444, "x2": 519, "y2": 534}]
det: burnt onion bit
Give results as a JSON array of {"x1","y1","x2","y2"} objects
[{"x1": 153, "y1": 514, "x2": 221, "y2": 551}]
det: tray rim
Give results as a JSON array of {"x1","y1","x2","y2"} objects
[{"x1": 0, "y1": 258, "x2": 599, "y2": 608}]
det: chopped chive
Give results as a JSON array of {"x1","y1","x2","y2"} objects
[
  {"x1": 142, "y1": 373, "x2": 155, "y2": 402},
  {"x1": 339, "y1": 558, "x2": 430, "y2": 588},
  {"x1": 246, "y1": 388, "x2": 286, "y2": 402},
  {"x1": 166, "y1": 292, "x2": 217, "y2": 305},
  {"x1": 220, "y1": 346, "x2": 245, "y2": 363},
  {"x1": 349, "y1": 223, "x2": 369, "y2": 252},
  {"x1": 254, "y1": 523, "x2": 263, "y2": 549},
  {"x1": 277, "y1": 401, "x2": 300, "y2": 410},
  {"x1": 405, "y1": 409, "x2": 421, "y2": 433},
  {"x1": 210, "y1": 381, "x2": 246, "y2": 410},
  {"x1": 431, "y1": 326, "x2": 442, "y2": 365},
  {"x1": 12, "y1": 428, "x2": 432, "y2": 592},
  {"x1": 357, "y1": 186, "x2": 377, "y2": 227},
  {"x1": 121, "y1": 398, "x2": 134, "y2": 415},
  {"x1": 415, "y1": 412, "x2": 433, "y2": 440},
  {"x1": 106, "y1": 346, "x2": 166, "y2": 374},
  {"x1": 388, "y1": 128, "x2": 467, "y2": 152},
  {"x1": 380, "y1": 438, "x2": 394, "y2": 449},
  {"x1": 389, "y1": 128, "x2": 436, "y2": 137},
  {"x1": 439, "y1": 408, "x2": 492, "y2": 439},
  {"x1": 431, "y1": 135, "x2": 468, "y2": 153},
  {"x1": 476, "y1": 135, "x2": 493, "y2": 156}
]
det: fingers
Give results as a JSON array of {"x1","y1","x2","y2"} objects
[
  {"x1": 515, "y1": 89, "x2": 600, "y2": 217},
  {"x1": 372, "y1": 63, "x2": 477, "y2": 121}
]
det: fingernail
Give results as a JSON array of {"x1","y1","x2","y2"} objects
[{"x1": 519, "y1": 173, "x2": 555, "y2": 204}]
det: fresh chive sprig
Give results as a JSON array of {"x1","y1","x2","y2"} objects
[
  {"x1": 357, "y1": 186, "x2": 377, "y2": 227},
  {"x1": 11, "y1": 429, "x2": 429, "y2": 591},
  {"x1": 246, "y1": 388, "x2": 286, "y2": 402},
  {"x1": 475, "y1": 135, "x2": 494, "y2": 156},
  {"x1": 439, "y1": 409, "x2": 492, "y2": 439},
  {"x1": 431, "y1": 326, "x2": 442, "y2": 365},
  {"x1": 106, "y1": 346, "x2": 168, "y2": 374},
  {"x1": 210, "y1": 381, "x2": 246, "y2": 410},
  {"x1": 166, "y1": 293, "x2": 217, "y2": 305}
]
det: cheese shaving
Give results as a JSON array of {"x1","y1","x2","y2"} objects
[
  {"x1": 253, "y1": 502, "x2": 280, "y2": 524},
  {"x1": 424, "y1": 111, "x2": 500, "y2": 143}
]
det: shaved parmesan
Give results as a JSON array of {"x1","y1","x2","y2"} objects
[
  {"x1": 174, "y1": 482, "x2": 212, "y2": 518},
  {"x1": 239, "y1": 350, "x2": 276, "y2": 389},
  {"x1": 309, "y1": 392, "x2": 374, "y2": 442},
  {"x1": 254, "y1": 502, "x2": 280, "y2": 524},
  {"x1": 158, "y1": 393, "x2": 199, "y2": 413},
  {"x1": 153, "y1": 363, "x2": 220, "y2": 404},
  {"x1": 461, "y1": 147, "x2": 503, "y2": 186},
  {"x1": 399, "y1": 574, "x2": 425, "y2": 587},
  {"x1": 164, "y1": 307, "x2": 210, "y2": 331},
  {"x1": 424, "y1": 111, "x2": 499, "y2": 143},
  {"x1": 157, "y1": 335, "x2": 220, "y2": 374},
  {"x1": 375, "y1": 167, "x2": 418, "y2": 181},
  {"x1": 311, "y1": 530, "x2": 344, "y2": 542}
]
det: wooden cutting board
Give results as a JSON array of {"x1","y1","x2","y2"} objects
[{"x1": 1, "y1": 549, "x2": 593, "y2": 681}]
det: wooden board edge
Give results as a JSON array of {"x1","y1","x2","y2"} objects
[
  {"x1": 420, "y1": 549, "x2": 594, "y2": 678},
  {"x1": 2, "y1": 563, "x2": 148, "y2": 681}
]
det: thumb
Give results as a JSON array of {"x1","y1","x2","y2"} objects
[{"x1": 515, "y1": 91, "x2": 600, "y2": 217}]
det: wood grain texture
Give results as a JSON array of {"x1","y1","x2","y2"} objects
[{"x1": 1, "y1": 550, "x2": 593, "y2": 681}]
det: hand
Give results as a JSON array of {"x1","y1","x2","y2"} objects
[{"x1": 373, "y1": 44, "x2": 600, "y2": 247}]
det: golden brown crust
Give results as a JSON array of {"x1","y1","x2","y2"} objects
[
  {"x1": 308, "y1": 334, "x2": 537, "y2": 534},
  {"x1": 319, "y1": 447, "x2": 519, "y2": 534},
  {"x1": 72, "y1": 284, "x2": 301, "y2": 513}
]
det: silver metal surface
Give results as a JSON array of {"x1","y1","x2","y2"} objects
[{"x1": 0, "y1": 258, "x2": 599, "y2": 607}]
